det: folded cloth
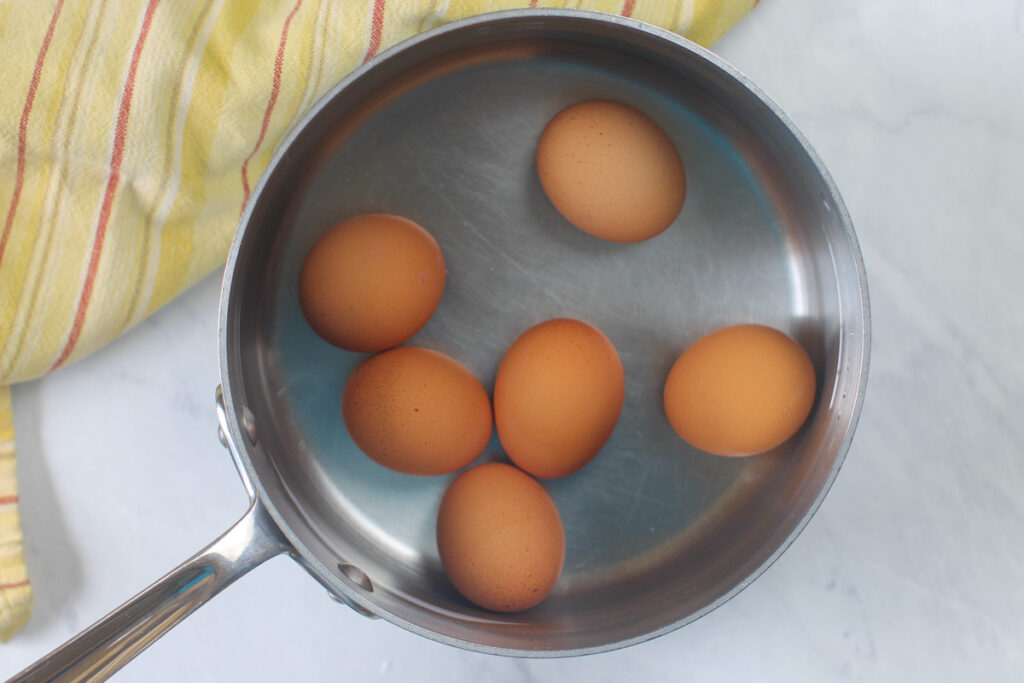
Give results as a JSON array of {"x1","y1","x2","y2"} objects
[
  {"x1": 0, "y1": 387, "x2": 30, "y2": 642},
  {"x1": 0, "y1": 0, "x2": 755, "y2": 641}
]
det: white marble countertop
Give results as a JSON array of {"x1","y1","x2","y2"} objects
[{"x1": 4, "y1": 0, "x2": 1023, "y2": 680}]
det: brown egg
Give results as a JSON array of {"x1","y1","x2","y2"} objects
[
  {"x1": 664, "y1": 324, "x2": 817, "y2": 457},
  {"x1": 494, "y1": 318, "x2": 624, "y2": 478},
  {"x1": 536, "y1": 100, "x2": 686, "y2": 243},
  {"x1": 437, "y1": 463, "x2": 565, "y2": 612},
  {"x1": 342, "y1": 346, "x2": 492, "y2": 475},
  {"x1": 299, "y1": 214, "x2": 445, "y2": 352}
]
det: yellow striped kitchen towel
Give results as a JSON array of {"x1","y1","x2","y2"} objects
[
  {"x1": 0, "y1": 0, "x2": 755, "y2": 641},
  {"x1": 0, "y1": 387, "x2": 30, "y2": 643}
]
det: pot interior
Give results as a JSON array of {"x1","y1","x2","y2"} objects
[{"x1": 220, "y1": 12, "x2": 868, "y2": 655}]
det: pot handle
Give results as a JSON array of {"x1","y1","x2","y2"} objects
[{"x1": 10, "y1": 501, "x2": 287, "y2": 682}]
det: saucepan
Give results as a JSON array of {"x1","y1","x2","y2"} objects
[{"x1": 15, "y1": 9, "x2": 869, "y2": 681}]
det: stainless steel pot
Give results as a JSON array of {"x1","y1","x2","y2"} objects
[{"x1": 14, "y1": 9, "x2": 869, "y2": 681}]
